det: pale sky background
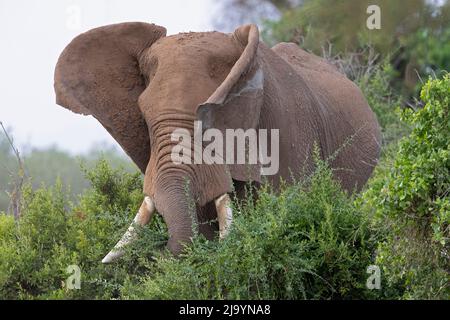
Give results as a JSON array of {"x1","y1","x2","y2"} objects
[{"x1": 0, "y1": 0, "x2": 219, "y2": 155}]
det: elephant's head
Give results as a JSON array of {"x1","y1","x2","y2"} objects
[{"x1": 54, "y1": 22, "x2": 264, "y2": 261}]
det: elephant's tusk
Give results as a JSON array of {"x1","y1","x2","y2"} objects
[
  {"x1": 214, "y1": 194, "x2": 233, "y2": 239},
  {"x1": 101, "y1": 196, "x2": 156, "y2": 264}
]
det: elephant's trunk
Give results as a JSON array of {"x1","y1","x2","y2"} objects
[
  {"x1": 153, "y1": 174, "x2": 197, "y2": 255},
  {"x1": 102, "y1": 113, "x2": 235, "y2": 262},
  {"x1": 101, "y1": 180, "x2": 234, "y2": 262}
]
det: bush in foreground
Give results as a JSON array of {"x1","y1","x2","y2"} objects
[
  {"x1": 0, "y1": 160, "x2": 163, "y2": 299},
  {"x1": 0, "y1": 156, "x2": 378, "y2": 299},
  {"x1": 363, "y1": 75, "x2": 450, "y2": 299},
  {"x1": 0, "y1": 76, "x2": 447, "y2": 300},
  {"x1": 121, "y1": 157, "x2": 377, "y2": 299}
]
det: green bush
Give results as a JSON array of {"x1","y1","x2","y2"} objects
[
  {"x1": 0, "y1": 159, "x2": 165, "y2": 299},
  {"x1": 262, "y1": 0, "x2": 450, "y2": 96},
  {"x1": 356, "y1": 61, "x2": 410, "y2": 146},
  {"x1": 362, "y1": 75, "x2": 450, "y2": 299},
  {"x1": 263, "y1": 0, "x2": 447, "y2": 55},
  {"x1": 0, "y1": 155, "x2": 379, "y2": 299},
  {"x1": 121, "y1": 156, "x2": 378, "y2": 300},
  {"x1": 405, "y1": 27, "x2": 450, "y2": 89},
  {"x1": 0, "y1": 75, "x2": 447, "y2": 300},
  {"x1": 0, "y1": 133, "x2": 138, "y2": 213}
]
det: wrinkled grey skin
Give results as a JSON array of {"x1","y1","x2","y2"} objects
[{"x1": 54, "y1": 22, "x2": 381, "y2": 255}]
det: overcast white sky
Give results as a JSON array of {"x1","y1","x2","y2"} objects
[{"x1": 0, "y1": 0, "x2": 216, "y2": 154}]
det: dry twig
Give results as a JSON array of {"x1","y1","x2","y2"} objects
[{"x1": 0, "y1": 121, "x2": 27, "y2": 220}]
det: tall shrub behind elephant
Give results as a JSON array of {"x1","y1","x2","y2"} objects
[{"x1": 54, "y1": 22, "x2": 381, "y2": 262}]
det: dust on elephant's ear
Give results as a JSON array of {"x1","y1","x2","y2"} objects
[
  {"x1": 196, "y1": 24, "x2": 262, "y2": 130},
  {"x1": 54, "y1": 22, "x2": 166, "y2": 173},
  {"x1": 196, "y1": 24, "x2": 264, "y2": 183}
]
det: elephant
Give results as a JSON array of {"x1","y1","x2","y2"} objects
[{"x1": 54, "y1": 22, "x2": 381, "y2": 263}]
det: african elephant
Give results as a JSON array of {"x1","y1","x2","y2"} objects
[{"x1": 54, "y1": 22, "x2": 381, "y2": 263}]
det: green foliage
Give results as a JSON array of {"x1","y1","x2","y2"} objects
[
  {"x1": 356, "y1": 60, "x2": 410, "y2": 146},
  {"x1": 404, "y1": 27, "x2": 450, "y2": 91},
  {"x1": 0, "y1": 59, "x2": 447, "y2": 301},
  {"x1": 0, "y1": 155, "x2": 379, "y2": 299},
  {"x1": 0, "y1": 160, "x2": 166, "y2": 299},
  {"x1": 122, "y1": 157, "x2": 378, "y2": 300},
  {"x1": 264, "y1": 0, "x2": 448, "y2": 55},
  {"x1": 0, "y1": 135, "x2": 137, "y2": 212},
  {"x1": 362, "y1": 75, "x2": 450, "y2": 299},
  {"x1": 263, "y1": 0, "x2": 450, "y2": 95}
]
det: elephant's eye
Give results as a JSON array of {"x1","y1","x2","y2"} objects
[
  {"x1": 207, "y1": 55, "x2": 237, "y2": 81},
  {"x1": 142, "y1": 73, "x2": 150, "y2": 87},
  {"x1": 141, "y1": 55, "x2": 159, "y2": 86}
]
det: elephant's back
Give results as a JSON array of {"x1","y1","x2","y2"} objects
[
  {"x1": 272, "y1": 42, "x2": 382, "y2": 191},
  {"x1": 271, "y1": 43, "x2": 375, "y2": 128},
  {"x1": 271, "y1": 42, "x2": 344, "y2": 78}
]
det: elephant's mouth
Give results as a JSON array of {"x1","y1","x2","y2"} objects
[
  {"x1": 101, "y1": 192, "x2": 233, "y2": 264},
  {"x1": 101, "y1": 113, "x2": 236, "y2": 263}
]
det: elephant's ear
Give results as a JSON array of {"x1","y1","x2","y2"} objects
[
  {"x1": 196, "y1": 24, "x2": 264, "y2": 183},
  {"x1": 54, "y1": 22, "x2": 166, "y2": 173}
]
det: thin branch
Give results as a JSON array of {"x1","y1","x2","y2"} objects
[{"x1": 0, "y1": 121, "x2": 27, "y2": 220}]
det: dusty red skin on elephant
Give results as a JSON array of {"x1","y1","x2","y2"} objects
[{"x1": 54, "y1": 22, "x2": 381, "y2": 256}]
